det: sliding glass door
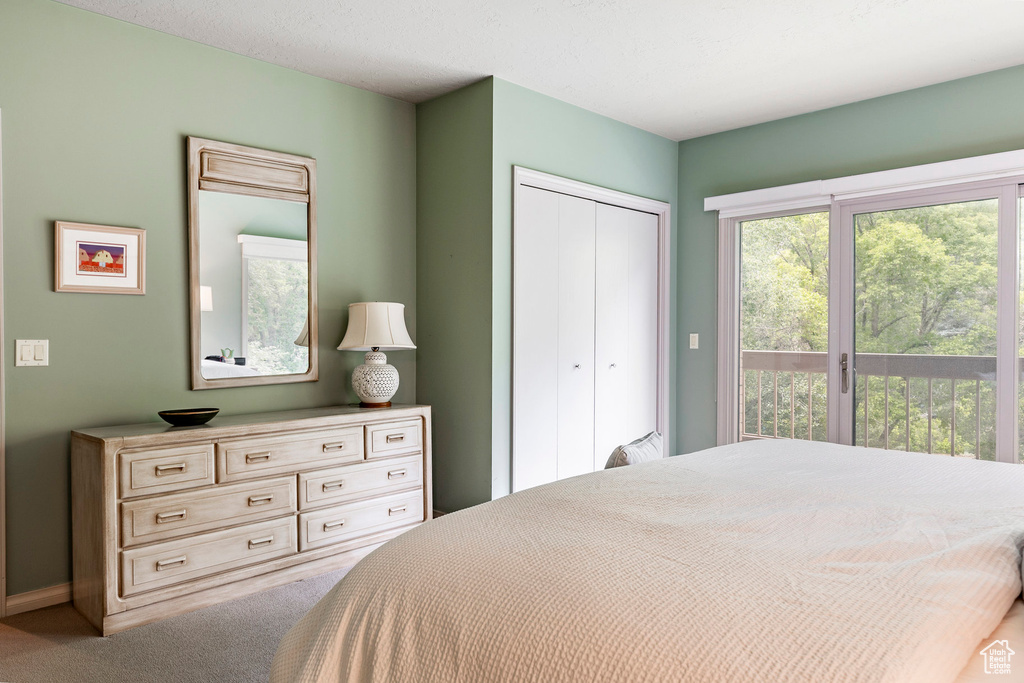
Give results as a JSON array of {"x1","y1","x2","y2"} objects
[
  {"x1": 733, "y1": 180, "x2": 1023, "y2": 462},
  {"x1": 836, "y1": 182, "x2": 1019, "y2": 461},
  {"x1": 850, "y1": 197, "x2": 998, "y2": 457}
]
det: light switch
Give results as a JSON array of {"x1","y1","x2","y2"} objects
[
  {"x1": 689, "y1": 333, "x2": 699, "y2": 350},
  {"x1": 15, "y1": 339, "x2": 48, "y2": 367}
]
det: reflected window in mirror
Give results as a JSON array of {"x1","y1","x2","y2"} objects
[{"x1": 188, "y1": 137, "x2": 317, "y2": 389}]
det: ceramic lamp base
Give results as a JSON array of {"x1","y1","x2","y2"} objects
[{"x1": 351, "y1": 350, "x2": 400, "y2": 406}]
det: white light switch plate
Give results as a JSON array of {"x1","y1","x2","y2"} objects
[
  {"x1": 689, "y1": 333, "x2": 699, "y2": 350},
  {"x1": 16, "y1": 339, "x2": 48, "y2": 366}
]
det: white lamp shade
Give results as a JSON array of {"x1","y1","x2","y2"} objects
[
  {"x1": 338, "y1": 302, "x2": 415, "y2": 351},
  {"x1": 294, "y1": 318, "x2": 310, "y2": 347},
  {"x1": 200, "y1": 285, "x2": 214, "y2": 312}
]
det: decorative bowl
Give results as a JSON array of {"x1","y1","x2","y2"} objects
[{"x1": 158, "y1": 408, "x2": 219, "y2": 427}]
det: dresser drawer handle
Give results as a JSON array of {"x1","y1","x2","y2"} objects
[
  {"x1": 322, "y1": 480, "x2": 345, "y2": 492},
  {"x1": 248, "y1": 536, "x2": 274, "y2": 549},
  {"x1": 385, "y1": 434, "x2": 405, "y2": 443},
  {"x1": 245, "y1": 452, "x2": 271, "y2": 464},
  {"x1": 388, "y1": 505, "x2": 408, "y2": 516},
  {"x1": 155, "y1": 463, "x2": 186, "y2": 476},
  {"x1": 322, "y1": 442, "x2": 346, "y2": 452},
  {"x1": 323, "y1": 519, "x2": 346, "y2": 532},
  {"x1": 156, "y1": 509, "x2": 188, "y2": 524},
  {"x1": 387, "y1": 469, "x2": 407, "y2": 480},
  {"x1": 248, "y1": 494, "x2": 274, "y2": 506},
  {"x1": 156, "y1": 555, "x2": 187, "y2": 571}
]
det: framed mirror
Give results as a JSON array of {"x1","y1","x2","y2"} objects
[{"x1": 187, "y1": 137, "x2": 318, "y2": 389}]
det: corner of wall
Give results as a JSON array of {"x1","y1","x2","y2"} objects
[{"x1": 415, "y1": 79, "x2": 495, "y2": 512}]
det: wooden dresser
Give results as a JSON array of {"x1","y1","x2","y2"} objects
[{"x1": 71, "y1": 404, "x2": 431, "y2": 635}]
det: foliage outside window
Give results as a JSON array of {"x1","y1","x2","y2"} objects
[{"x1": 245, "y1": 257, "x2": 309, "y2": 375}]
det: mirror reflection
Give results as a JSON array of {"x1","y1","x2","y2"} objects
[{"x1": 197, "y1": 190, "x2": 309, "y2": 380}]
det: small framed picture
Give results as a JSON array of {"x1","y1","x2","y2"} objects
[{"x1": 55, "y1": 221, "x2": 146, "y2": 295}]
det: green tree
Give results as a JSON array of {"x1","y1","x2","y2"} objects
[{"x1": 246, "y1": 258, "x2": 309, "y2": 375}]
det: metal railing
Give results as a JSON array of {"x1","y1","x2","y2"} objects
[{"x1": 740, "y1": 350, "x2": 997, "y2": 457}]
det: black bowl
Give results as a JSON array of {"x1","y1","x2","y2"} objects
[{"x1": 158, "y1": 408, "x2": 219, "y2": 427}]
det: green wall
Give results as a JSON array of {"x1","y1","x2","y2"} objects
[
  {"x1": 416, "y1": 79, "x2": 494, "y2": 513},
  {"x1": 1, "y1": 0, "x2": 417, "y2": 594},
  {"x1": 417, "y1": 77, "x2": 678, "y2": 512},
  {"x1": 490, "y1": 79, "x2": 679, "y2": 497},
  {"x1": 676, "y1": 63, "x2": 1024, "y2": 454}
]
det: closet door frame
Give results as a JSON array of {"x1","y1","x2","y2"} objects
[
  {"x1": 0, "y1": 110, "x2": 7, "y2": 617},
  {"x1": 511, "y1": 166, "x2": 672, "y2": 471}
]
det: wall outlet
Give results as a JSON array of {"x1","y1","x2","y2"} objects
[
  {"x1": 689, "y1": 333, "x2": 699, "y2": 350},
  {"x1": 16, "y1": 339, "x2": 48, "y2": 366}
]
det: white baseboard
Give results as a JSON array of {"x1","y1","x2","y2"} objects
[{"x1": 5, "y1": 582, "x2": 71, "y2": 616}]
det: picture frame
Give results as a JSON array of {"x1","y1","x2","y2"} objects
[{"x1": 55, "y1": 221, "x2": 146, "y2": 295}]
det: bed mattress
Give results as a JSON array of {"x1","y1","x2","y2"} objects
[{"x1": 272, "y1": 440, "x2": 1024, "y2": 682}]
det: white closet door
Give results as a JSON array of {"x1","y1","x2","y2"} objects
[
  {"x1": 594, "y1": 211, "x2": 630, "y2": 468},
  {"x1": 556, "y1": 193, "x2": 597, "y2": 480},
  {"x1": 512, "y1": 186, "x2": 560, "y2": 491},
  {"x1": 626, "y1": 208, "x2": 659, "y2": 440},
  {"x1": 595, "y1": 204, "x2": 659, "y2": 461}
]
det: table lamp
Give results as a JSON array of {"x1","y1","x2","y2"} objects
[{"x1": 338, "y1": 302, "x2": 415, "y2": 407}]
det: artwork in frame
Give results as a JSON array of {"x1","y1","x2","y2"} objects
[{"x1": 55, "y1": 221, "x2": 145, "y2": 295}]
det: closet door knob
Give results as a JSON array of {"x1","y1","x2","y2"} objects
[
  {"x1": 574, "y1": 363, "x2": 581, "y2": 369},
  {"x1": 609, "y1": 363, "x2": 617, "y2": 369}
]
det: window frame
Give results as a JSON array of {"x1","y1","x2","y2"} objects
[{"x1": 713, "y1": 148, "x2": 1024, "y2": 462}]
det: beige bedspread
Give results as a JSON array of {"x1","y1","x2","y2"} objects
[{"x1": 272, "y1": 440, "x2": 1024, "y2": 682}]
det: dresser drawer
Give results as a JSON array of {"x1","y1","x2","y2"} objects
[
  {"x1": 298, "y1": 490, "x2": 423, "y2": 551},
  {"x1": 365, "y1": 420, "x2": 422, "y2": 459},
  {"x1": 217, "y1": 427, "x2": 363, "y2": 482},
  {"x1": 120, "y1": 517, "x2": 296, "y2": 597},
  {"x1": 299, "y1": 454, "x2": 422, "y2": 510},
  {"x1": 118, "y1": 444, "x2": 215, "y2": 498},
  {"x1": 120, "y1": 476, "x2": 296, "y2": 547}
]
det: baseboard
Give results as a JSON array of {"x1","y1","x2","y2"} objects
[
  {"x1": 5, "y1": 582, "x2": 71, "y2": 616},
  {"x1": 432, "y1": 509, "x2": 446, "y2": 518}
]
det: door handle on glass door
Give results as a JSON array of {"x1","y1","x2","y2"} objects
[{"x1": 841, "y1": 353, "x2": 849, "y2": 394}]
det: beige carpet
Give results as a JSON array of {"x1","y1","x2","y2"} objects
[{"x1": 0, "y1": 567, "x2": 350, "y2": 683}]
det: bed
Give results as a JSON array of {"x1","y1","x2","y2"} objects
[
  {"x1": 271, "y1": 439, "x2": 1024, "y2": 682},
  {"x1": 199, "y1": 358, "x2": 262, "y2": 379}
]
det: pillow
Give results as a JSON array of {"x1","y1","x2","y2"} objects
[{"x1": 604, "y1": 431, "x2": 663, "y2": 469}]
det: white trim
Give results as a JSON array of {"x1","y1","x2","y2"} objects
[
  {"x1": 511, "y1": 166, "x2": 672, "y2": 463},
  {"x1": 5, "y1": 583, "x2": 70, "y2": 616},
  {"x1": 237, "y1": 234, "x2": 307, "y2": 261},
  {"x1": 705, "y1": 148, "x2": 1024, "y2": 218},
  {"x1": 996, "y1": 184, "x2": 1019, "y2": 463},
  {"x1": 716, "y1": 216, "x2": 739, "y2": 445},
  {"x1": 516, "y1": 167, "x2": 673, "y2": 218},
  {"x1": 0, "y1": 109, "x2": 6, "y2": 618},
  {"x1": 829, "y1": 200, "x2": 847, "y2": 445}
]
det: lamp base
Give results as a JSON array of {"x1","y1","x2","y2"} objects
[
  {"x1": 351, "y1": 351, "x2": 400, "y2": 405},
  {"x1": 359, "y1": 401, "x2": 392, "y2": 408}
]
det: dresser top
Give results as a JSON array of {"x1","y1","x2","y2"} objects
[{"x1": 72, "y1": 404, "x2": 429, "y2": 443}]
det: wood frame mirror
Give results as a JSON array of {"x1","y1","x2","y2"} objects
[{"x1": 187, "y1": 137, "x2": 318, "y2": 390}]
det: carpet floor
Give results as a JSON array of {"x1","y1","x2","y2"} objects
[{"x1": 0, "y1": 567, "x2": 350, "y2": 683}]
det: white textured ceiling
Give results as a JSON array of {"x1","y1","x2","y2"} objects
[{"x1": 56, "y1": 0, "x2": 1024, "y2": 141}]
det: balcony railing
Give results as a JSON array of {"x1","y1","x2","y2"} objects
[{"x1": 740, "y1": 350, "x2": 999, "y2": 458}]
